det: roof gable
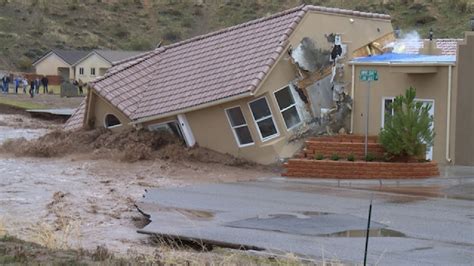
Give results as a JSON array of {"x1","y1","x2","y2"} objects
[
  {"x1": 53, "y1": 49, "x2": 89, "y2": 65},
  {"x1": 33, "y1": 49, "x2": 89, "y2": 66},
  {"x1": 75, "y1": 50, "x2": 146, "y2": 66}
]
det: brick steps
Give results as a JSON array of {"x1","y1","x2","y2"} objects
[
  {"x1": 283, "y1": 159, "x2": 439, "y2": 179},
  {"x1": 283, "y1": 135, "x2": 439, "y2": 179},
  {"x1": 303, "y1": 139, "x2": 385, "y2": 160},
  {"x1": 308, "y1": 135, "x2": 378, "y2": 143}
]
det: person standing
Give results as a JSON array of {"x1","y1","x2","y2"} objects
[
  {"x1": 35, "y1": 77, "x2": 40, "y2": 94},
  {"x1": 14, "y1": 76, "x2": 20, "y2": 94},
  {"x1": 22, "y1": 78, "x2": 28, "y2": 94},
  {"x1": 2, "y1": 75, "x2": 9, "y2": 94},
  {"x1": 29, "y1": 79, "x2": 35, "y2": 98},
  {"x1": 78, "y1": 79, "x2": 84, "y2": 95},
  {"x1": 41, "y1": 76, "x2": 49, "y2": 94}
]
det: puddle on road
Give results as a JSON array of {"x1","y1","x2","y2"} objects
[
  {"x1": 378, "y1": 184, "x2": 474, "y2": 203},
  {"x1": 224, "y1": 211, "x2": 404, "y2": 238},
  {"x1": 300, "y1": 211, "x2": 330, "y2": 216},
  {"x1": 319, "y1": 228, "x2": 406, "y2": 238}
]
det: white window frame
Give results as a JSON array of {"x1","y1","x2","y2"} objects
[
  {"x1": 273, "y1": 85, "x2": 303, "y2": 130},
  {"x1": 381, "y1": 97, "x2": 435, "y2": 128},
  {"x1": 225, "y1": 106, "x2": 254, "y2": 148},
  {"x1": 90, "y1": 67, "x2": 96, "y2": 76},
  {"x1": 79, "y1": 67, "x2": 84, "y2": 76},
  {"x1": 147, "y1": 119, "x2": 177, "y2": 131},
  {"x1": 248, "y1": 96, "x2": 280, "y2": 142},
  {"x1": 381, "y1": 97, "x2": 395, "y2": 128},
  {"x1": 104, "y1": 113, "x2": 122, "y2": 129}
]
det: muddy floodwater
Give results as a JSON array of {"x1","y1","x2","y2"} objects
[{"x1": 0, "y1": 114, "x2": 270, "y2": 257}]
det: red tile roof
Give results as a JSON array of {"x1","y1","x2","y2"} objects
[
  {"x1": 64, "y1": 97, "x2": 86, "y2": 131},
  {"x1": 89, "y1": 5, "x2": 390, "y2": 122},
  {"x1": 435, "y1": 39, "x2": 461, "y2": 55}
]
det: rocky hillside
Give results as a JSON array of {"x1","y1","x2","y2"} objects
[{"x1": 0, "y1": 0, "x2": 472, "y2": 71}]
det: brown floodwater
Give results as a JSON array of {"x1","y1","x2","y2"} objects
[{"x1": 0, "y1": 114, "x2": 270, "y2": 257}]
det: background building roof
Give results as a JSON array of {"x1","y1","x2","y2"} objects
[
  {"x1": 33, "y1": 49, "x2": 89, "y2": 66},
  {"x1": 90, "y1": 50, "x2": 145, "y2": 65},
  {"x1": 393, "y1": 39, "x2": 461, "y2": 55}
]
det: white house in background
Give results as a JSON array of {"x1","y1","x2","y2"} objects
[
  {"x1": 73, "y1": 50, "x2": 144, "y2": 83},
  {"x1": 33, "y1": 49, "x2": 89, "y2": 81}
]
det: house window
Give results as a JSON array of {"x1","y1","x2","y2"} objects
[
  {"x1": 104, "y1": 114, "x2": 121, "y2": 128},
  {"x1": 382, "y1": 98, "x2": 395, "y2": 127},
  {"x1": 225, "y1": 106, "x2": 254, "y2": 147},
  {"x1": 79, "y1": 67, "x2": 84, "y2": 75},
  {"x1": 90, "y1": 68, "x2": 96, "y2": 76},
  {"x1": 274, "y1": 86, "x2": 302, "y2": 129},
  {"x1": 248, "y1": 97, "x2": 279, "y2": 141}
]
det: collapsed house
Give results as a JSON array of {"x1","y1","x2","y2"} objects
[
  {"x1": 64, "y1": 5, "x2": 473, "y2": 166},
  {"x1": 65, "y1": 5, "x2": 394, "y2": 164}
]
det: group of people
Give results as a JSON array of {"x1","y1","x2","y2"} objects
[{"x1": 1, "y1": 74, "x2": 49, "y2": 98}]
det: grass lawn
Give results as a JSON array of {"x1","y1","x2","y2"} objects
[{"x1": 0, "y1": 96, "x2": 48, "y2": 110}]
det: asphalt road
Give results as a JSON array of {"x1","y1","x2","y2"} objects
[{"x1": 137, "y1": 166, "x2": 474, "y2": 265}]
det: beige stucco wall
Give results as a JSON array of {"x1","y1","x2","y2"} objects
[
  {"x1": 75, "y1": 54, "x2": 111, "y2": 83},
  {"x1": 290, "y1": 11, "x2": 393, "y2": 56},
  {"x1": 184, "y1": 93, "x2": 304, "y2": 165},
  {"x1": 34, "y1": 53, "x2": 74, "y2": 79},
  {"x1": 454, "y1": 32, "x2": 474, "y2": 166},
  {"x1": 87, "y1": 91, "x2": 132, "y2": 132},
  {"x1": 351, "y1": 64, "x2": 457, "y2": 164}
]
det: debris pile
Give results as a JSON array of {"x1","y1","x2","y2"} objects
[
  {"x1": 0, "y1": 128, "x2": 253, "y2": 166},
  {"x1": 288, "y1": 34, "x2": 352, "y2": 138}
]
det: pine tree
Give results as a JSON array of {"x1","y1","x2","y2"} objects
[{"x1": 379, "y1": 87, "x2": 435, "y2": 160}]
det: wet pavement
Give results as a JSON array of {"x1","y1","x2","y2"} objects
[{"x1": 137, "y1": 170, "x2": 474, "y2": 265}]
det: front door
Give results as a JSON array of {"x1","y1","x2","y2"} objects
[{"x1": 57, "y1": 67, "x2": 70, "y2": 82}]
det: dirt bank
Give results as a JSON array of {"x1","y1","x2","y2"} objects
[
  {"x1": 0, "y1": 128, "x2": 265, "y2": 168},
  {"x1": 0, "y1": 103, "x2": 29, "y2": 115}
]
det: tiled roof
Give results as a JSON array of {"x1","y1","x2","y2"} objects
[
  {"x1": 89, "y1": 5, "x2": 391, "y2": 122},
  {"x1": 435, "y1": 39, "x2": 461, "y2": 55},
  {"x1": 64, "y1": 97, "x2": 86, "y2": 131},
  {"x1": 394, "y1": 39, "x2": 461, "y2": 55}
]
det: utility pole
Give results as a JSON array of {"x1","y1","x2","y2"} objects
[
  {"x1": 365, "y1": 80, "x2": 370, "y2": 156},
  {"x1": 363, "y1": 195, "x2": 373, "y2": 266}
]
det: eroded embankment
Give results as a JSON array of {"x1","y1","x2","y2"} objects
[{"x1": 0, "y1": 128, "x2": 254, "y2": 166}]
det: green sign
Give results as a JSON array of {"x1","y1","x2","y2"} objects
[{"x1": 359, "y1": 70, "x2": 379, "y2": 81}]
